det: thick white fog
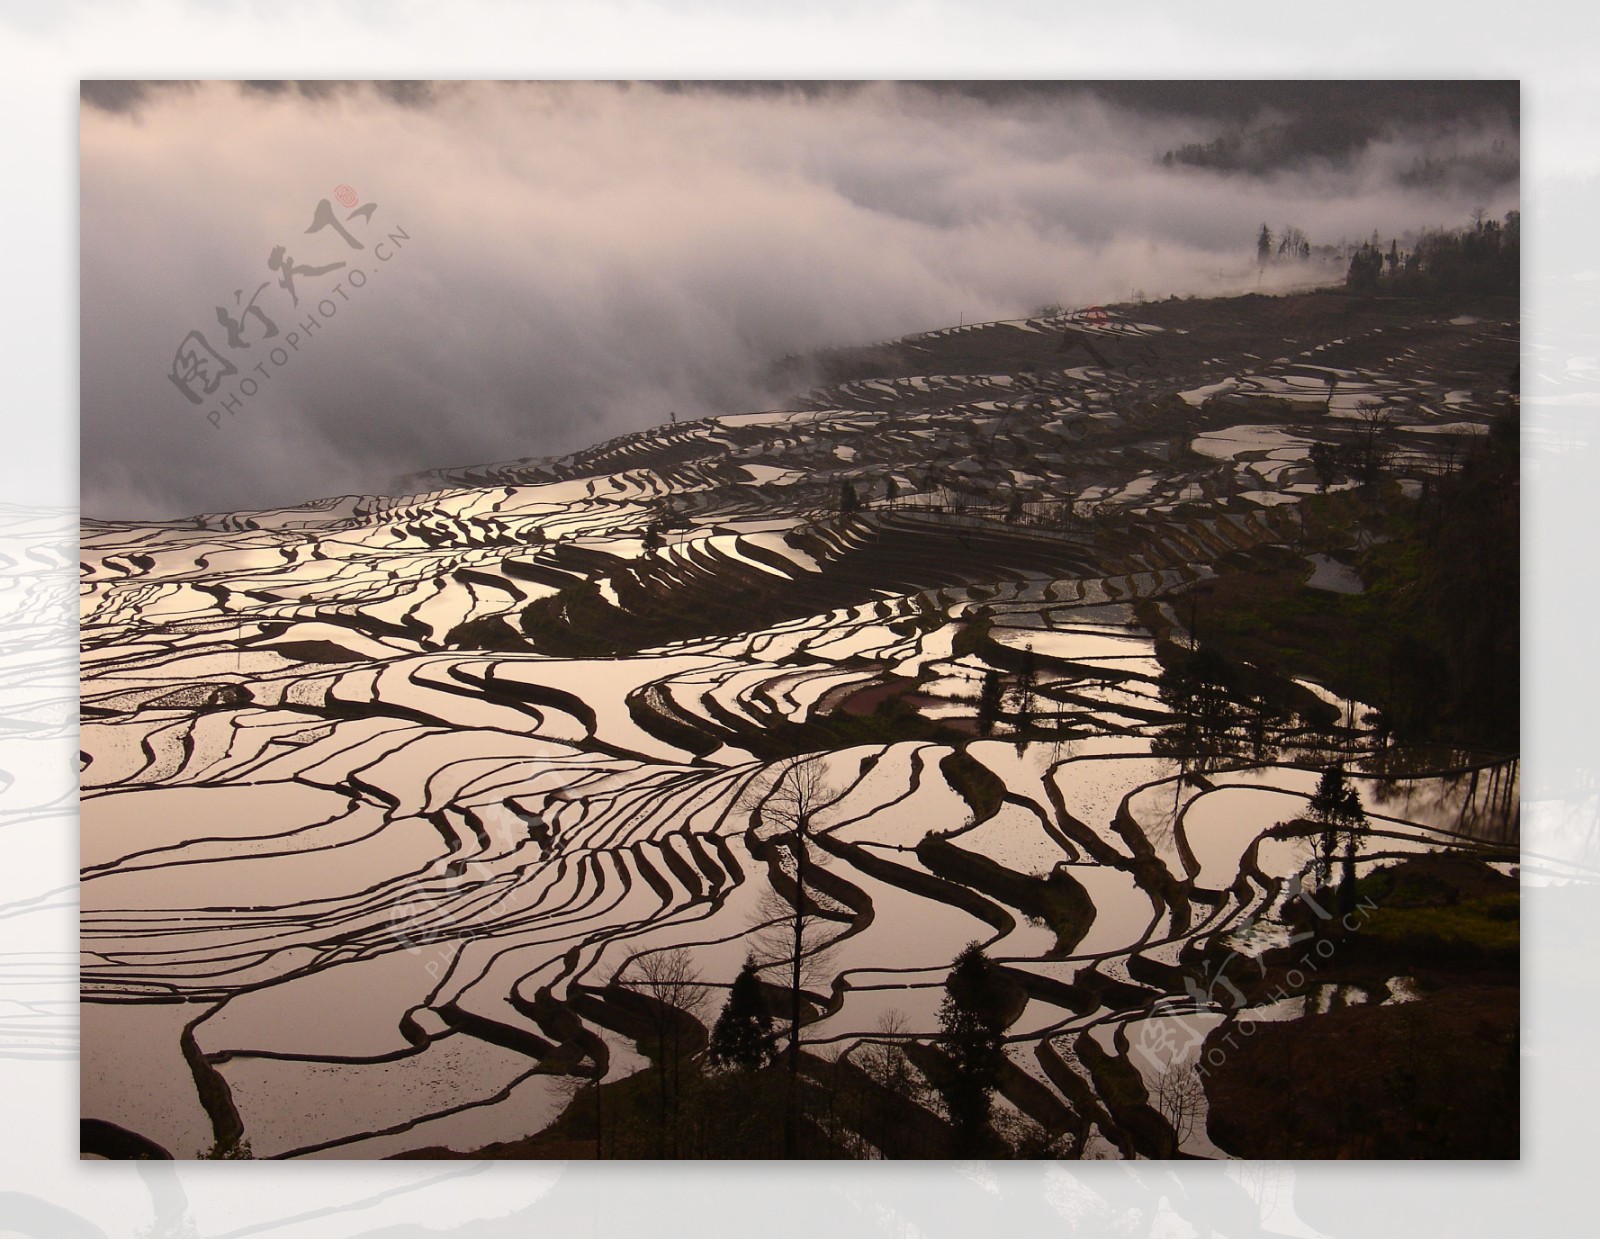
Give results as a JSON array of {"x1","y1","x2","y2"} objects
[{"x1": 80, "y1": 81, "x2": 1518, "y2": 518}]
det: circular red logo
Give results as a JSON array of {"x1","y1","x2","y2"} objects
[{"x1": 334, "y1": 184, "x2": 358, "y2": 208}]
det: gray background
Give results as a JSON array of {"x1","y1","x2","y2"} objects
[{"x1": 5, "y1": 1, "x2": 1594, "y2": 1235}]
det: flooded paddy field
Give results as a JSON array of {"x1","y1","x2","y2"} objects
[{"x1": 81, "y1": 288, "x2": 1520, "y2": 1160}]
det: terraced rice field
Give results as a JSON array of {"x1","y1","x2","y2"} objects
[{"x1": 80, "y1": 291, "x2": 1520, "y2": 1159}]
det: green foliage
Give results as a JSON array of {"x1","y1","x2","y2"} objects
[
  {"x1": 1351, "y1": 858, "x2": 1520, "y2": 953},
  {"x1": 1359, "y1": 896, "x2": 1520, "y2": 952}
]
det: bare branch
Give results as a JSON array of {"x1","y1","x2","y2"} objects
[
  {"x1": 623, "y1": 945, "x2": 712, "y2": 1021},
  {"x1": 739, "y1": 756, "x2": 843, "y2": 830},
  {"x1": 1152, "y1": 1056, "x2": 1206, "y2": 1150}
]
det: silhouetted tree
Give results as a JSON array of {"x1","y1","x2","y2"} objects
[
  {"x1": 1338, "y1": 781, "x2": 1367, "y2": 914},
  {"x1": 1351, "y1": 400, "x2": 1394, "y2": 486},
  {"x1": 1152, "y1": 1057, "x2": 1205, "y2": 1155},
  {"x1": 1308, "y1": 441, "x2": 1340, "y2": 492},
  {"x1": 1346, "y1": 213, "x2": 1517, "y2": 296},
  {"x1": 1309, "y1": 764, "x2": 1352, "y2": 823},
  {"x1": 839, "y1": 480, "x2": 860, "y2": 516},
  {"x1": 1153, "y1": 644, "x2": 1277, "y2": 768},
  {"x1": 621, "y1": 946, "x2": 711, "y2": 1155},
  {"x1": 1278, "y1": 225, "x2": 1310, "y2": 261},
  {"x1": 1309, "y1": 765, "x2": 1365, "y2": 897},
  {"x1": 1346, "y1": 239, "x2": 1384, "y2": 292},
  {"x1": 935, "y1": 944, "x2": 1008, "y2": 1154},
  {"x1": 741, "y1": 759, "x2": 845, "y2": 1154},
  {"x1": 977, "y1": 669, "x2": 1004, "y2": 736},
  {"x1": 1257, "y1": 224, "x2": 1274, "y2": 267},
  {"x1": 852, "y1": 1011, "x2": 927, "y2": 1108},
  {"x1": 1309, "y1": 765, "x2": 1352, "y2": 886},
  {"x1": 743, "y1": 760, "x2": 842, "y2": 1074},
  {"x1": 1011, "y1": 645, "x2": 1038, "y2": 729},
  {"x1": 708, "y1": 958, "x2": 774, "y2": 1071}
]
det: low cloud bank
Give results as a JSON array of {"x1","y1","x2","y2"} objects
[{"x1": 81, "y1": 81, "x2": 1518, "y2": 519}]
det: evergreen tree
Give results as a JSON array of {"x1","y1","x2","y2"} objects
[
  {"x1": 839, "y1": 480, "x2": 860, "y2": 516},
  {"x1": 935, "y1": 944, "x2": 1008, "y2": 1154},
  {"x1": 1309, "y1": 766, "x2": 1366, "y2": 897},
  {"x1": 1346, "y1": 242, "x2": 1383, "y2": 292},
  {"x1": 1309, "y1": 765, "x2": 1351, "y2": 887},
  {"x1": 1308, "y1": 765, "x2": 1351, "y2": 825},
  {"x1": 1011, "y1": 645, "x2": 1038, "y2": 729},
  {"x1": 707, "y1": 958, "x2": 774, "y2": 1070},
  {"x1": 977, "y1": 669, "x2": 1004, "y2": 736},
  {"x1": 1257, "y1": 224, "x2": 1274, "y2": 267},
  {"x1": 1338, "y1": 782, "x2": 1366, "y2": 914}
]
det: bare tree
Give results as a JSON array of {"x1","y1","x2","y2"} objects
[
  {"x1": 748, "y1": 884, "x2": 844, "y2": 1002},
  {"x1": 738, "y1": 757, "x2": 847, "y2": 1154},
  {"x1": 851, "y1": 1009, "x2": 928, "y2": 1106},
  {"x1": 620, "y1": 946, "x2": 712, "y2": 1156},
  {"x1": 1353, "y1": 400, "x2": 1394, "y2": 486},
  {"x1": 1278, "y1": 225, "x2": 1311, "y2": 261},
  {"x1": 1152, "y1": 1056, "x2": 1206, "y2": 1154}
]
